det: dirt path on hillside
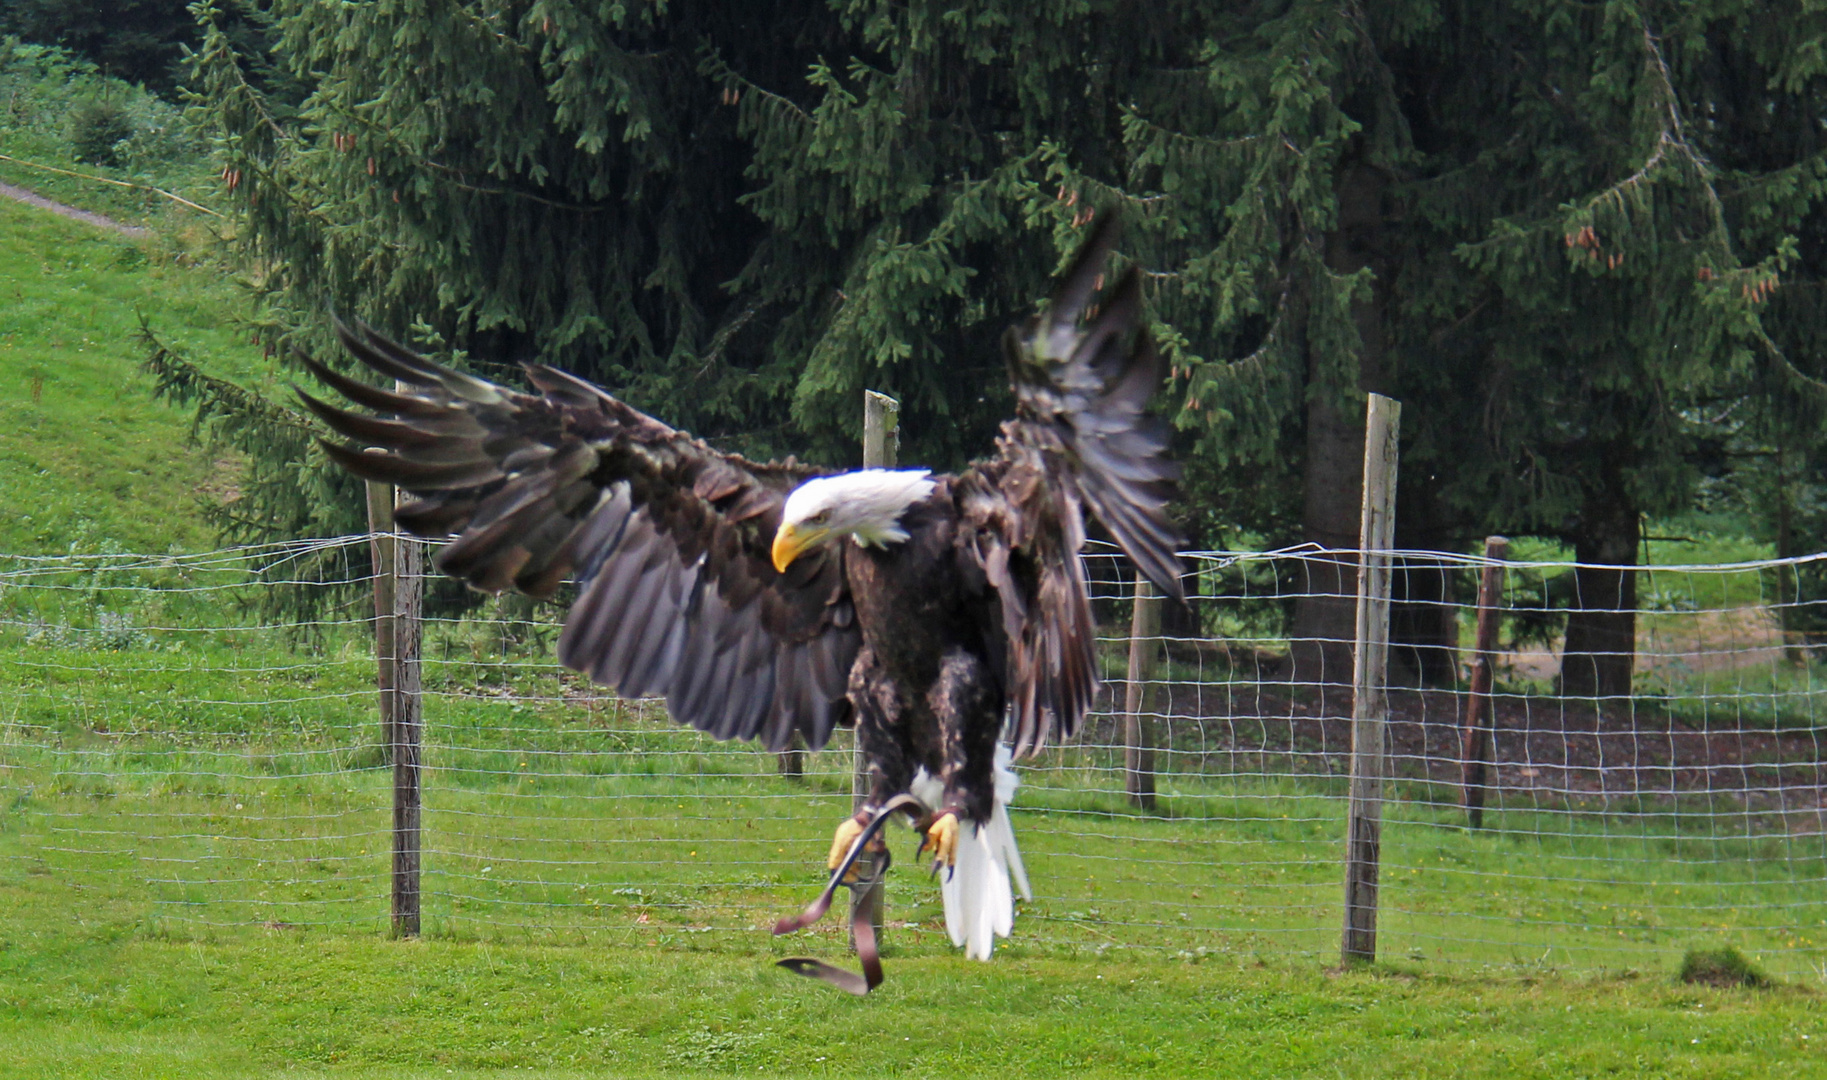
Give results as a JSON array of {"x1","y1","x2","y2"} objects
[{"x1": 0, "y1": 180, "x2": 150, "y2": 239}]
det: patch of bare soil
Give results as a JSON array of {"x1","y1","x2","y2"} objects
[
  {"x1": 1504, "y1": 607, "x2": 1790, "y2": 682},
  {"x1": 0, "y1": 180, "x2": 150, "y2": 238}
]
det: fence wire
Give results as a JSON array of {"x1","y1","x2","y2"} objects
[{"x1": 1, "y1": 536, "x2": 1822, "y2": 979}]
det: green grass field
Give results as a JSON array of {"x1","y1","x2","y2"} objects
[
  {"x1": 1, "y1": 190, "x2": 1825, "y2": 1077},
  {"x1": 3, "y1": 727, "x2": 1824, "y2": 1079},
  {"x1": 3, "y1": 528, "x2": 1822, "y2": 1077},
  {"x1": 2, "y1": 596, "x2": 1823, "y2": 1076}
]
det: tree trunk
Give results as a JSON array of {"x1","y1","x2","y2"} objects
[
  {"x1": 1284, "y1": 157, "x2": 1389, "y2": 717},
  {"x1": 1559, "y1": 492, "x2": 1638, "y2": 702},
  {"x1": 1389, "y1": 478, "x2": 1459, "y2": 686},
  {"x1": 1773, "y1": 448, "x2": 1805, "y2": 662},
  {"x1": 1390, "y1": 558, "x2": 1458, "y2": 686},
  {"x1": 1285, "y1": 410, "x2": 1362, "y2": 716}
]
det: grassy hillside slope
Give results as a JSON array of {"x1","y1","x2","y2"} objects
[{"x1": 0, "y1": 195, "x2": 261, "y2": 554}]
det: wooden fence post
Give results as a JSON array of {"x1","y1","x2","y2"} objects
[
  {"x1": 1460, "y1": 536, "x2": 1509, "y2": 829},
  {"x1": 390, "y1": 491, "x2": 424, "y2": 938},
  {"x1": 848, "y1": 389, "x2": 899, "y2": 948},
  {"x1": 1342, "y1": 393, "x2": 1400, "y2": 965},
  {"x1": 1123, "y1": 575, "x2": 1162, "y2": 810},
  {"x1": 365, "y1": 479, "x2": 397, "y2": 759}
]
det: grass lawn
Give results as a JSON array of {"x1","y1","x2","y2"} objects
[
  {"x1": 2, "y1": 601, "x2": 1820, "y2": 977},
  {"x1": 1, "y1": 858, "x2": 1821, "y2": 1079},
  {"x1": 2, "y1": 669, "x2": 1824, "y2": 1077}
]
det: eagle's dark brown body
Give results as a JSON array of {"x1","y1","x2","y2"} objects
[{"x1": 843, "y1": 484, "x2": 1005, "y2": 821}]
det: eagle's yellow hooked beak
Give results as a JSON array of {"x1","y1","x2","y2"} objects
[{"x1": 771, "y1": 522, "x2": 828, "y2": 573}]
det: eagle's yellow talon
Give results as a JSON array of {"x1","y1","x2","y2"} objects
[
  {"x1": 919, "y1": 811, "x2": 960, "y2": 868},
  {"x1": 827, "y1": 817, "x2": 866, "y2": 873}
]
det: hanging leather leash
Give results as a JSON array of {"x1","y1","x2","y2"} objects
[{"x1": 773, "y1": 793, "x2": 923, "y2": 995}]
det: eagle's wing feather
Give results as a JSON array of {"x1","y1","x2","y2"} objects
[
  {"x1": 962, "y1": 215, "x2": 1184, "y2": 759},
  {"x1": 302, "y1": 321, "x2": 857, "y2": 751}
]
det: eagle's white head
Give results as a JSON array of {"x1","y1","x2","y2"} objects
[{"x1": 771, "y1": 469, "x2": 937, "y2": 572}]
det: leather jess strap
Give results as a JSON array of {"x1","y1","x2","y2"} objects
[{"x1": 772, "y1": 794, "x2": 923, "y2": 995}]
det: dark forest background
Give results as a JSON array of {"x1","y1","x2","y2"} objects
[{"x1": 8, "y1": 0, "x2": 1827, "y2": 695}]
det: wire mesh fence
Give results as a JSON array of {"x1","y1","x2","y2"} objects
[{"x1": 1, "y1": 536, "x2": 1822, "y2": 979}]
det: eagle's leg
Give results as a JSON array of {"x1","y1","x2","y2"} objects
[
  {"x1": 832, "y1": 645, "x2": 914, "y2": 881},
  {"x1": 918, "y1": 811, "x2": 961, "y2": 867},
  {"x1": 825, "y1": 817, "x2": 870, "y2": 872},
  {"x1": 921, "y1": 647, "x2": 999, "y2": 868}
]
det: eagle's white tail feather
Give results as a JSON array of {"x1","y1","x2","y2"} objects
[
  {"x1": 990, "y1": 749, "x2": 1032, "y2": 903},
  {"x1": 911, "y1": 746, "x2": 1027, "y2": 960},
  {"x1": 989, "y1": 799, "x2": 1032, "y2": 902}
]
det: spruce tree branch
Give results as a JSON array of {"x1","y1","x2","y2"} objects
[
  {"x1": 1067, "y1": 173, "x2": 1172, "y2": 207},
  {"x1": 1120, "y1": 108, "x2": 1263, "y2": 154},
  {"x1": 306, "y1": 106, "x2": 612, "y2": 213},
  {"x1": 1719, "y1": 145, "x2": 1827, "y2": 206},
  {"x1": 229, "y1": 156, "x2": 327, "y2": 218},
  {"x1": 1579, "y1": 18, "x2": 1728, "y2": 249},
  {"x1": 1221, "y1": 280, "x2": 1294, "y2": 372},
  {"x1": 1640, "y1": 20, "x2": 1691, "y2": 148},
  {"x1": 415, "y1": 159, "x2": 612, "y2": 212},
  {"x1": 299, "y1": 94, "x2": 610, "y2": 213},
  {"x1": 135, "y1": 314, "x2": 316, "y2": 445},
  {"x1": 1428, "y1": 297, "x2": 1492, "y2": 348},
  {"x1": 229, "y1": 79, "x2": 291, "y2": 145},
  {"x1": 698, "y1": 297, "x2": 767, "y2": 374},
  {"x1": 192, "y1": 8, "x2": 294, "y2": 146},
  {"x1": 1753, "y1": 326, "x2": 1827, "y2": 400},
  {"x1": 698, "y1": 48, "x2": 813, "y2": 125},
  {"x1": 1181, "y1": 275, "x2": 1295, "y2": 385}
]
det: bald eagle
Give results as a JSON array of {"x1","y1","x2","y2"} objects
[{"x1": 301, "y1": 217, "x2": 1183, "y2": 970}]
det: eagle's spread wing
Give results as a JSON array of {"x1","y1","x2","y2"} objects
[
  {"x1": 961, "y1": 216, "x2": 1184, "y2": 759},
  {"x1": 299, "y1": 323, "x2": 858, "y2": 751}
]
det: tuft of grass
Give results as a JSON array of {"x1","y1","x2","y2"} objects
[{"x1": 1679, "y1": 946, "x2": 1771, "y2": 989}]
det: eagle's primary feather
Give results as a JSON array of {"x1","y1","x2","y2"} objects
[{"x1": 306, "y1": 215, "x2": 1182, "y2": 960}]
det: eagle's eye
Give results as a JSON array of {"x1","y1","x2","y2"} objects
[{"x1": 807, "y1": 509, "x2": 832, "y2": 525}]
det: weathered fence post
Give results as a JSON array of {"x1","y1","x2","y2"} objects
[
  {"x1": 862, "y1": 388, "x2": 899, "y2": 466},
  {"x1": 1123, "y1": 575, "x2": 1162, "y2": 810},
  {"x1": 368, "y1": 401, "x2": 426, "y2": 940},
  {"x1": 365, "y1": 479, "x2": 398, "y2": 760},
  {"x1": 1342, "y1": 393, "x2": 1399, "y2": 965},
  {"x1": 848, "y1": 389, "x2": 899, "y2": 948},
  {"x1": 385, "y1": 484, "x2": 424, "y2": 938},
  {"x1": 1459, "y1": 536, "x2": 1509, "y2": 829}
]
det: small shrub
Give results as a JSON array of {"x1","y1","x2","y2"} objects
[
  {"x1": 93, "y1": 609, "x2": 154, "y2": 650},
  {"x1": 668, "y1": 1029, "x2": 766, "y2": 1069},
  {"x1": 112, "y1": 93, "x2": 195, "y2": 174},
  {"x1": 1678, "y1": 946, "x2": 1770, "y2": 988},
  {"x1": 69, "y1": 97, "x2": 132, "y2": 166},
  {"x1": 21, "y1": 616, "x2": 74, "y2": 648}
]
